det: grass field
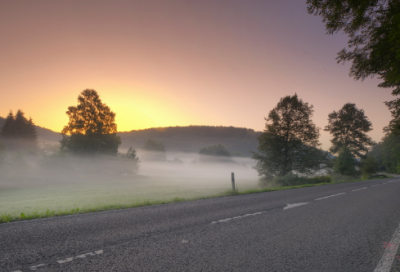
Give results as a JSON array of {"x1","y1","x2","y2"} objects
[{"x1": 0, "y1": 156, "x2": 260, "y2": 223}]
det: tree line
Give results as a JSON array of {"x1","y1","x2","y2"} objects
[
  {"x1": 254, "y1": 0, "x2": 400, "y2": 184},
  {"x1": 252, "y1": 94, "x2": 378, "y2": 183},
  {"x1": 305, "y1": 0, "x2": 400, "y2": 177}
]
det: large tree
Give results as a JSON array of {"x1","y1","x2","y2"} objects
[
  {"x1": 61, "y1": 89, "x2": 121, "y2": 155},
  {"x1": 253, "y1": 94, "x2": 326, "y2": 179},
  {"x1": 307, "y1": 0, "x2": 400, "y2": 132},
  {"x1": 325, "y1": 103, "x2": 373, "y2": 158}
]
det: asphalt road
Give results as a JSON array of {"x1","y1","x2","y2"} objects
[{"x1": 1, "y1": 177, "x2": 400, "y2": 272}]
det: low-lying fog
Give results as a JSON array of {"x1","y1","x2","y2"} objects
[
  {"x1": 0, "y1": 148, "x2": 260, "y2": 216},
  {"x1": 137, "y1": 150, "x2": 258, "y2": 181}
]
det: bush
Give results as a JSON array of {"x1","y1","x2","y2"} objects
[
  {"x1": 260, "y1": 174, "x2": 332, "y2": 187},
  {"x1": 333, "y1": 146, "x2": 359, "y2": 176},
  {"x1": 360, "y1": 155, "x2": 379, "y2": 179},
  {"x1": 330, "y1": 173, "x2": 359, "y2": 182}
]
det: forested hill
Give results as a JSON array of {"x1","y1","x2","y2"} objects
[
  {"x1": 0, "y1": 118, "x2": 261, "y2": 156},
  {"x1": 118, "y1": 126, "x2": 262, "y2": 157},
  {"x1": 0, "y1": 116, "x2": 62, "y2": 144}
]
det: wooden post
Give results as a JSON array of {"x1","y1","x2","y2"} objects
[{"x1": 231, "y1": 172, "x2": 235, "y2": 191}]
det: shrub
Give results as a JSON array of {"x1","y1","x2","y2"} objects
[
  {"x1": 267, "y1": 174, "x2": 332, "y2": 187},
  {"x1": 330, "y1": 173, "x2": 358, "y2": 182}
]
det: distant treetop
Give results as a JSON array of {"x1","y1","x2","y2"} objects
[
  {"x1": 199, "y1": 144, "x2": 231, "y2": 157},
  {"x1": 142, "y1": 139, "x2": 165, "y2": 152}
]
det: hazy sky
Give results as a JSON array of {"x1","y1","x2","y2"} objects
[{"x1": 0, "y1": 0, "x2": 394, "y2": 150}]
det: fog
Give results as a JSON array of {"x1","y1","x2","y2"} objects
[
  {"x1": 138, "y1": 149, "x2": 257, "y2": 180},
  {"x1": 0, "y1": 146, "x2": 260, "y2": 217}
]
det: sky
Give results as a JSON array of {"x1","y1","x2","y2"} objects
[{"x1": 0, "y1": 0, "x2": 394, "y2": 151}]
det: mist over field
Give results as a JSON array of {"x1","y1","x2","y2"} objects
[{"x1": 0, "y1": 146, "x2": 259, "y2": 218}]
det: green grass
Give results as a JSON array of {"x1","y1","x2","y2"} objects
[{"x1": 0, "y1": 174, "x2": 391, "y2": 224}]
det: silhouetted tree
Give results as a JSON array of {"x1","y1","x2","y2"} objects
[
  {"x1": 253, "y1": 94, "x2": 326, "y2": 179},
  {"x1": 60, "y1": 89, "x2": 121, "y2": 155},
  {"x1": 0, "y1": 110, "x2": 38, "y2": 151},
  {"x1": 199, "y1": 144, "x2": 231, "y2": 157},
  {"x1": 308, "y1": 1, "x2": 400, "y2": 122},
  {"x1": 0, "y1": 111, "x2": 16, "y2": 138},
  {"x1": 384, "y1": 98, "x2": 400, "y2": 134},
  {"x1": 325, "y1": 103, "x2": 373, "y2": 158},
  {"x1": 117, "y1": 147, "x2": 140, "y2": 173},
  {"x1": 125, "y1": 147, "x2": 139, "y2": 161}
]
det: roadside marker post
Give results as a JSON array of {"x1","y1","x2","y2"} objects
[{"x1": 231, "y1": 172, "x2": 235, "y2": 191}]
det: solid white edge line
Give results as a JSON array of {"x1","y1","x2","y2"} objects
[{"x1": 374, "y1": 222, "x2": 400, "y2": 272}]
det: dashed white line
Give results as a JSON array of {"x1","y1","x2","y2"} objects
[
  {"x1": 315, "y1": 192, "x2": 346, "y2": 201},
  {"x1": 283, "y1": 202, "x2": 309, "y2": 210},
  {"x1": 30, "y1": 264, "x2": 45, "y2": 270},
  {"x1": 211, "y1": 211, "x2": 266, "y2": 224},
  {"x1": 57, "y1": 257, "x2": 73, "y2": 264},
  {"x1": 374, "y1": 222, "x2": 400, "y2": 272},
  {"x1": 352, "y1": 187, "x2": 368, "y2": 192},
  {"x1": 57, "y1": 249, "x2": 103, "y2": 264},
  {"x1": 9, "y1": 250, "x2": 104, "y2": 272},
  {"x1": 76, "y1": 252, "x2": 95, "y2": 258}
]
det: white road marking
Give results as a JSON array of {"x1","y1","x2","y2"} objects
[
  {"x1": 315, "y1": 192, "x2": 346, "y2": 201},
  {"x1": 352, "y1": 187, "x2": 368, "y2": 192},
  {"x1": 30, "y1": 264, "x2": 45, "y2": 270},
  {"x1": 76, "y1": 252, "x2": 95, "y2": 258},
  {"x1": 181, "y1": 240, "x2": 189, "y2": 243},
  {"x1": 211, "y1": 211, "x2": 266, "y2": 224},
  {"x1": 283, "y1": 202, "x2": 309, "y2": 210},
  {"x1": 374, "y1": 222, "x2": 400, "y2": 272},
  {"x1": 57, "y1": 257, "x2": 73, "y2": 264},
  {"x1": 372, "y1": 184, "x2": 380, "y2": 187},
  {"x1": 57, "y1": 249, "x2": 103, "y2": 264},
  {"x1": 9, "y1": 249, "x2": 104, "y2": 271}
]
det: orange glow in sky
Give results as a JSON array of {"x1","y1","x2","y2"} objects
[{"x1": 0, "y1": 0, "x2": 393, "y2": 150}]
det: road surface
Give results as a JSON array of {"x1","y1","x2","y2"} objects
[{"x1": 1, "y1": 177, "x2": 400, "y2": 271}]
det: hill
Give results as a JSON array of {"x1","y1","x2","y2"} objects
[
  {"x1": 0, "y1": 118, "x2": 261, "y2": 156},
  {"x1": 118, "y1": 126, "x2": 261, "y2": 157}
]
